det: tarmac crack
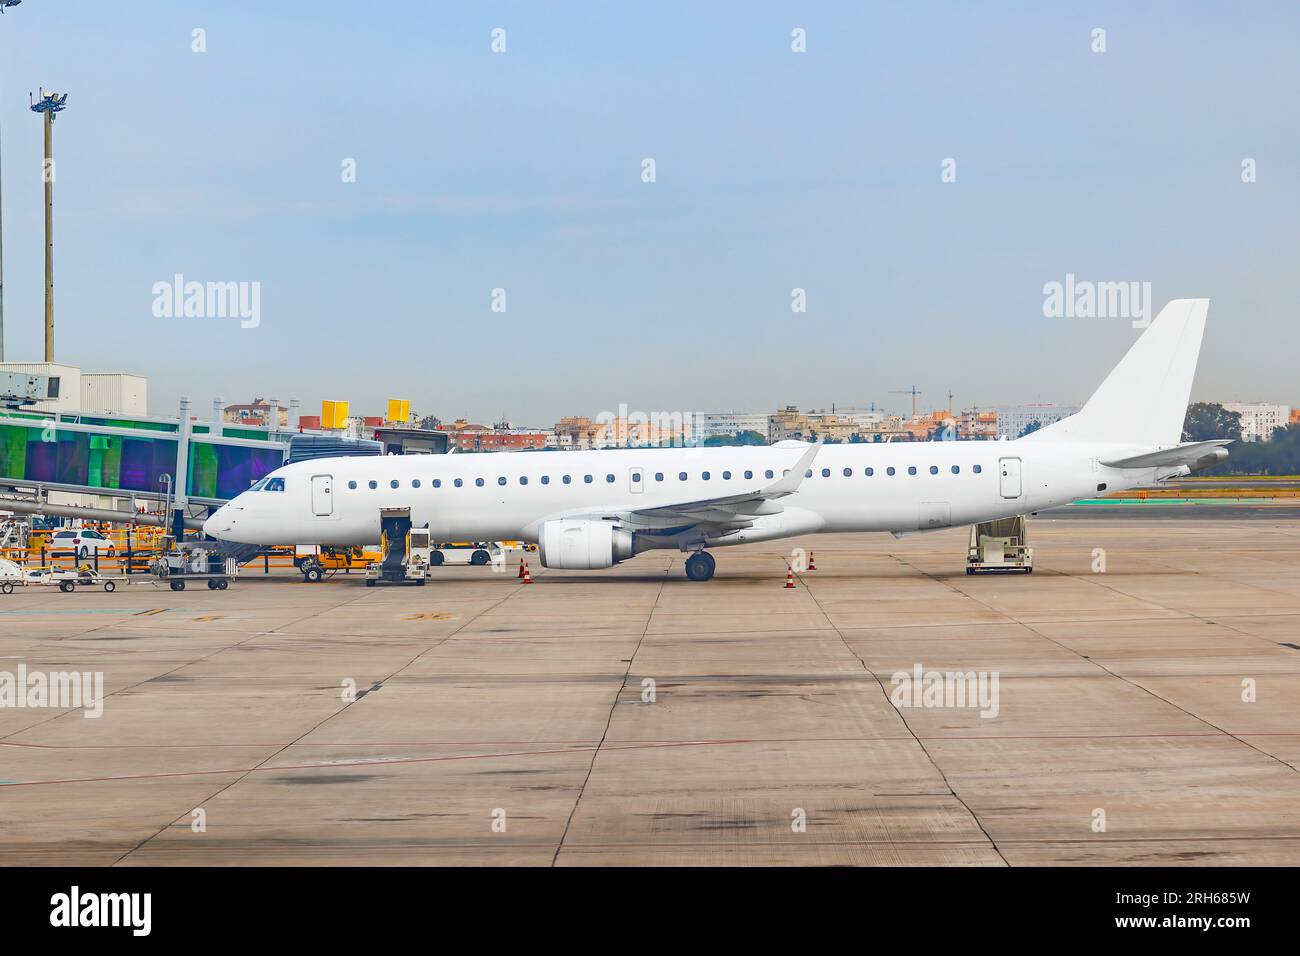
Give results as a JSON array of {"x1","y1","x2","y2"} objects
[
  {"x1": 800, "y1": 555, "x2": 1011, "y2": 866},
  {"x1": 550, "y1": 558, "x2": 670, "y2": 866}
]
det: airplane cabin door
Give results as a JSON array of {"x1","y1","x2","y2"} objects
[
  {"x1": 311, "y1": 474, "x2": 334, "y2": 516},
  {"x1": 629, "y1": 467, "x2": 644, "y2": 493},
  {"x1": 998, "y1": 457, "x2": 1022, "y2": 499}
]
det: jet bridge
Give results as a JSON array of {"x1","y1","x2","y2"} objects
[{"x1": 0, "y1": 400, "x2": 380, "y2": 535}]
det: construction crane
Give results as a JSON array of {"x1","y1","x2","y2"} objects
[{"x1": 891, "y1": 386, "x2": 922, "y2": 419}]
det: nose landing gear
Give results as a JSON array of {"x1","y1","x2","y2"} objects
[{"x1": 684, "y1": 551, "x2": 716, "y2": 582}]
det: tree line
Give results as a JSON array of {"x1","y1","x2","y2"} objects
[{"x1": 1183, "y1": 402, "x2": 1299, "y2": 475}]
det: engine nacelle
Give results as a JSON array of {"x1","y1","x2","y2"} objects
[{"x1": 538, "y1": 519, "x2": 635, "y2": 570}]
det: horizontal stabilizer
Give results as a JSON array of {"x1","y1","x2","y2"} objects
[{"x1": 1100, "y1": 440, "x2": 1231, "y2": 471}]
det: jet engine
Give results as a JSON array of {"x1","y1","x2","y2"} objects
[{"x1": 538, "y1": 519, "x2": 636, "y2": 570}]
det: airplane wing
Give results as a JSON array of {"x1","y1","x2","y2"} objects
[
  {"x1": 569, "y1": 441, "x2": 823, "y2": 535},
  {"x1": 1100, "y1": 440, "x2": 1231, "y2": 471}
]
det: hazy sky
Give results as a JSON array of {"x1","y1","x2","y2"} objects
[{"x1": 1, "y1": 1, "x2": 1296, "y2": 424}]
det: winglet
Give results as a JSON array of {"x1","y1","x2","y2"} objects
[{"x1": 761, "y1": 440, "x2": 823, "y2": 497}]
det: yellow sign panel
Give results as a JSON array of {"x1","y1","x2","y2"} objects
[
  {"x1": 322, "y1": 400, "x2": 349, "y2": 429},
  {"x1": 386, "y1": 399, "x2": 410, "y2": 423}
]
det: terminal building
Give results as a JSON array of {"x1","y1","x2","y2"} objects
[
  {"x1": 0, "y1": 362, "x2": 147, "y2": 417},
  {"x1": 0, "y1": 370, "x2": 378, "y2": 531}
]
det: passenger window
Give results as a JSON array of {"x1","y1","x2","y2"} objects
[
  {"x1": 584, "y1": 475, "x2": 593, "y2": 483},
  {"x1": 744, "y1": 470, "x2": 753, "y2": 479},
  {"x1": 865, "y1": 467, "x2": 874, "y2": 476},
  {"x1": 702, "y1": 471, "x2": 711, "y2": 480},
  {"x1": 412, "y1": 479, "x2": 421, "y2": 488},
  {"x1": 843, "y1": 468, "x2": 851, "y2": 477},
  {"x1": 886, "y1": 467, "x2": 895, "y2": 476},
  {"x1": 765, "y1": 470, "x2": 774, "y2": 479},
  {"x1": 606, "y1": 474, "x2": 615, "y2": 483},
  {"x1": 563, "y1": 475, "x2": 572, "y2": 484},
  {"x1": 520, "y1": 477, "x2": 528, "y2": 485},
  {"x1": 722, "y1": 471, "x2": 731, "y2": 480},
  {"x1": 368, "y1": 480, "x2": 378, "y2": 489},
  {"x1": 679, "y1": 472, "x2": 687, "y2": 480},
  {"x1": 974, "y1": 464, "x2": 983, "y2": 474},
  {"x1": 390, "y1": 480, "x2": 399, "y2": 489},
  {"x1": 475, "y1": 478, "x2": 485, "y2": 487},
  {"x1": 655, "y1": 472, "x2": 664, "y2": 481},
  {"x1": 498, "y1": 477, "x2": 507, "y2": 486},
  {"x1": 433, "y1": 479, "x2": 441, "y2": 488},
  {"x1": 907, "y1": 466, "x2": 917, "y2": 476},
  {"x1": 348, "y1": 480, "x2": 357, "y2": 490},
  {"x1": 454, "y1": 478, "x2": 463, "y2": 488},
  {"x1": 821, "y1": 468, "x2": 830, "y2": 477},
  {"x1": 929, "y1": 466, "x2": 938, "y2": 475},
  {"x1": 951, "y1": 465, "x2": 960, "y2": 474},
  {"x1": 541, "y1": 476, "x2": 549, "y2": 485}
]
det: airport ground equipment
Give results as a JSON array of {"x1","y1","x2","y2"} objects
[
  {"x1": 8, "y1": 563, "x2": 118, "y2": 593},
  {"x1": 294, "y1": 544, "x2": 382, "y2": 581},
  {"x1": 153, "y1": 541, "x2": 235, "y2": 591},
  {"x1": 365, "y1": 510, "x2": 429, "y2": 586},
  {"x1": 0, "y1": 518, "x2": 30, "y2": 550},
  {"x1": 430, "y1": 542, "x2": 494, "y2": 566},
  {"x1": 966, "y1": 515, "x2": 1033, "y2": 574},
  {"x1": 0, "y1": 556, "x2": 23, "y2": 594}
]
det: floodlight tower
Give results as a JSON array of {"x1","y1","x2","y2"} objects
[{"x1": 31, "y1": 88, "x2": 67, "y2": 362}]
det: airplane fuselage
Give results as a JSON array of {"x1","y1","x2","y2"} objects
[{"x1": 204, "y1": 439, "x2": 1157, "y2": 550}]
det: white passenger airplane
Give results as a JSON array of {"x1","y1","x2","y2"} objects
[{"x1": 204, "y1": 299, "x2": 1228, "y2": 581}]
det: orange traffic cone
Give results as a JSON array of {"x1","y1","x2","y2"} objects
[
  {"x1": 807, "y1": 551, "x2": 817, "y2": 571},
  {"x1": 521, "y1": 564, "x2": 533, "y2": 584},
  {"x1": 785, "y1": 566, "x2": 796, "y2": 589},
  {"x1": 517, "y1": 559, "x2": 526, "y2": 579}
]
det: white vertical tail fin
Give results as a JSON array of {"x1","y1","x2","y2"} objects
[{"x1": 1020, "y1": 299, "x2": 1208, "y2": 447}]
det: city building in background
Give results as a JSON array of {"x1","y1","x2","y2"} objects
[
  {"x1": 695, "y1": 411, "x2": 769, "y2": 443},
  {"x1": 1223, "y1": 402, "x2": 1292, "y2": 442},
  {"x1": 224, "y1": 398, "x2": 288, "y2": 428},
  {"x1": 995, "y1": 403, "x2": 1082, "y2": 439},
  {"x1": 958, "y1": 408, "x2": 1000, "y2": 440}
]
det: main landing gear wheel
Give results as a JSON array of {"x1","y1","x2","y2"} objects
[{"x1": 684, "y1": 551, "x2": 716, "y2": 582}]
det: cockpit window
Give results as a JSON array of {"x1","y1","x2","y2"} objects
[
  {"x1": 263, "y1": 477, "x2": 286, "y2": 492},
  {"x1": 249, "y1": 478, "x2": 269, "y2": 491}
]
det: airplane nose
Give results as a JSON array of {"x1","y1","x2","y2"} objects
[{"x1": 203, "y1": 506, "x2": 230, "y2": 538}]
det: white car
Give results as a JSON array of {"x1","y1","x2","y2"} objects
[{"x1": 49, "y1": 529, "x2": 116, "y2": 559}]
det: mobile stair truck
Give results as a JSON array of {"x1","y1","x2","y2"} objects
[
  {"x1": 365, "y1": 508, "x2": 430, "y2": 587},
  {"x1": 966, "y1": 515, "x2": 1033, "y2": 574}
]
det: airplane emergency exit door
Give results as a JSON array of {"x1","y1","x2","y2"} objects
[
  {"x1": 998, "y1": 458, "x2": 1022, "y2": 499},
  {"x1": 311, "y1": 475, "x2": 333, "y2": 516}
]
